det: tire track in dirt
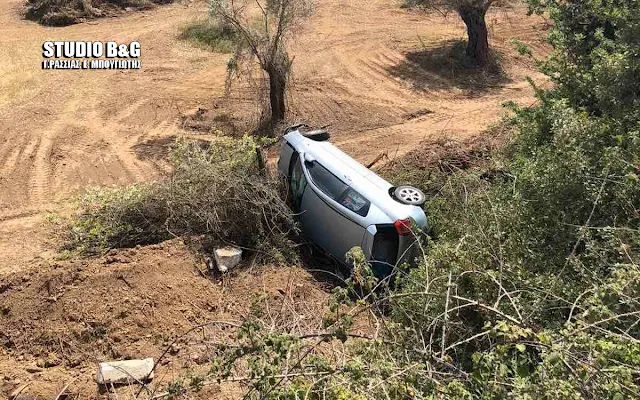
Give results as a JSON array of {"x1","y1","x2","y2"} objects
[
  {"x1": 291, "y1": 43, "x2": 422, "y2": 139},
  {"x1": 292, "y1": 43, "x2": 441, "y2": 160},
  {"x1": 29, "y1": 96, "x2": 82, "y2": 204},
  {"x1": 0, "y1": 145, "x2": 22, "y2": 177},
  {"x1": 288, "y1": 3, "x2": 549, "y2": 163}
]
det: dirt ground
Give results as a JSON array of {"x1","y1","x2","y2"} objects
[
  {"x1": 0, "y1": 0, "x2": 549, "y2": 397},
  {"x1": 0, "y1": 240, "x2": 344, "y2": 398}
]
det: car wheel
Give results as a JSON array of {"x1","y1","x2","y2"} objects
[
  {"x1": 301, "y1": 129, "x2": 330, "y2": 141},
  {"x1": 393, "y1": 185, "x2": 426, "y2": 206}
]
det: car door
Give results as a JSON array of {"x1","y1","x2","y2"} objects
[{"x1": 290, "y1": 154, "x2": 367, "y2": 264}]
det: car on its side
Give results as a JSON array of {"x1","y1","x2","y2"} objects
[{"x1": 277, "y1": 124, "x2": 428, "y2": 276}]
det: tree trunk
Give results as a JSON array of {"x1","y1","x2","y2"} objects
[
  {"x1": 458, "y1": 6, "x2": 489, "y2": 66},
  {"x1": 266, "y1": 63, "x2": 287, "y2": 124}
]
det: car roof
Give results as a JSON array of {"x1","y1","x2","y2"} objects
[{"x1": 283, "y1": 130, "x2": 427, "y2": 225}]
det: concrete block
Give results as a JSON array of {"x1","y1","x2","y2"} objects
[
  {"x1": 213, "y1": 247, "x2": 242, "y2": 273},
  {"x1": 96, "y1": 358, "x2": 154, "y2": 385}
]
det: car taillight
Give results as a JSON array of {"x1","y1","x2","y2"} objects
[{"x1": 394, "y1": 218, "x2": 412, "y2": 236}]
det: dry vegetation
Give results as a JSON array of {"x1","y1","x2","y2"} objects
[
  {"x1": 25, "y1": 0, "x2": 174, "y2": 25},
  {"x1": 379, "y1": 122, "x2": 510, "y2": 195},
  {"x1": 61, "y1": 137, "x2": 295, "y2": 261}
]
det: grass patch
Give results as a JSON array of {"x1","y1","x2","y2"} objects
[{"x1": 179, "y1": 19, "x2": 239, "y2": 53}]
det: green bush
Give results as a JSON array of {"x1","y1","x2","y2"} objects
[
  {"x1": 179, "y1": 19, "x2": 239, "y2": 53},
  {"x1": 64, "y1": 136, "x2": 297, "y2": 262},
  {"x1": 65, "y1": 184, "x2": 169, "y2": 253},
  {"x1": 382, "y1": 0, "x2": 640, "y2": 396}
]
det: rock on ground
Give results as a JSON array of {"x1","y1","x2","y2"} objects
[
  {"x1": 213, "y1": 247, "x2": 242, "y2": 273},
  {"x1": 96, "y1": 358, "x2": 154, "y2": 385}
]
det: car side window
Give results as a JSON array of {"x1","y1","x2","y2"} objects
[
  {"x1": 305, "y1": 161, "x2": 348, "y2": 200},
  {"x1": 288, "y1": 153, "x2": 307, "y2": 211},
  {"x1": 305, "y1": 161, "x2": 370, "y2": 217}
]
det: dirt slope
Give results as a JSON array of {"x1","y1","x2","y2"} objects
[
  {"x1": 0, "y1": 240, "x2": 342, "y2": 398},
  {"x1": 0, "y1": 1, "x2": 226, "y2": 273}
]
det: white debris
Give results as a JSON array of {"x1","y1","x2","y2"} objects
[
  {"x1": 96, "y1": 358, "x2": 154, "y2": 385},
  {"x1": 213, "y1": 246, "x2": 243, "y2": 273}
]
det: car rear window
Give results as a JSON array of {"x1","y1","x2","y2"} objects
[
  {"x1": 340, "y1": 188, "x2": 370, "y2": 216},
  {"x1": 305, "y1": 161, "x2": 370, "y2": 216}
]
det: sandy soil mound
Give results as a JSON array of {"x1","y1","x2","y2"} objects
[
  {"x1": 385, "y1": 124, "x2": 508, "y2": 174},
  {"x1": 0, "y1": 239, "x2": 333, "y2": 398}
]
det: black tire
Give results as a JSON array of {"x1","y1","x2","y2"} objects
[
  {"x1": 284, "y1": 123, "x2": 309, "y2": 134},
  {"x1": 393, "y1": 185, "x2": 426, "y2": 206},
  {"x1": 301, "y1": 129, "x2": 330, "y2": 141}
]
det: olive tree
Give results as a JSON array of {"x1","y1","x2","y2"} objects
[
  {"x1": 211, "y1": 0, "x2": 313, "y2": 127},
  {"x1": 408, "y1": 0, "x2": 495, "y2": 65}
]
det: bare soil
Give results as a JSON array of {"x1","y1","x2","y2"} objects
[
  {"x1": 0, "y1": 0, "x2": 550, "y2": 397},
  {"x1": 0, "y1": 240, "x2": 341, "y2": 398}
]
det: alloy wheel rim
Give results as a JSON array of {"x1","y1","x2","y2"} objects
[{"x1": 398, "y1": 187, "x2": 422, "y2": 204}]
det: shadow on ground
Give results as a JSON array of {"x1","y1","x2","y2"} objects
[
  {"x1": 387, "y1": 40, "x2": 512, "y2": 97},
  {"x1": 180, "y1": 107, "x2": 250, "y2": 136},
  {"x1": 295, "y1": 237, "x2": 349, "y2": 288},
  {"x1": 132, "y1": 135, "x2": 177, "y2": 161}
]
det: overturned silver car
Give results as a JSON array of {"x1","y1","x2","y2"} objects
[{"x1": 278, "y1": 124, "x2": 428, "y2": 276}]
